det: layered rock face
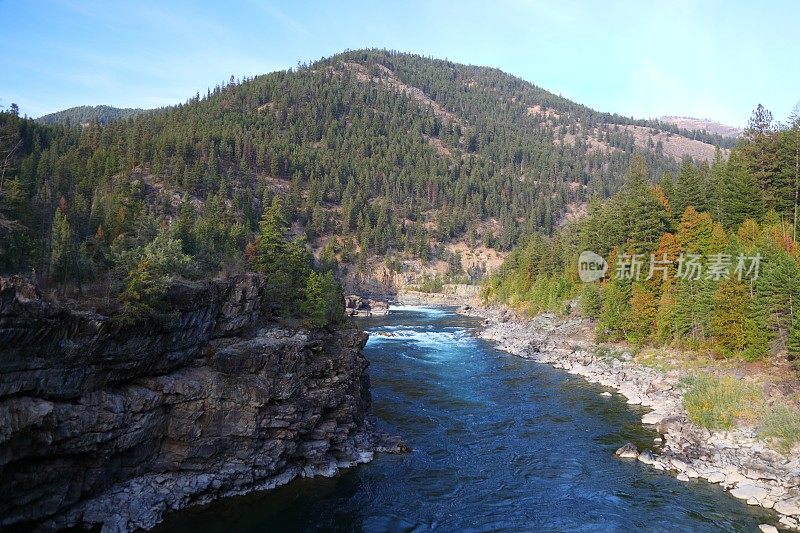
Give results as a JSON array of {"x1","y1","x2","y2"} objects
[{"x1": 0, "y1": 274, "x2": 379, "y2": 531}]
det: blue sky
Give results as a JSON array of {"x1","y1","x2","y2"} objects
[{"x1": 1, "y1": 0, "x2": 797, "y2": 126}]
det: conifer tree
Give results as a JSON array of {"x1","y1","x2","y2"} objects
[
  {"x1": 721, "y1": 154, "x2": 765, "y2": 229},
  {"x1": 677, "y1": 206, "x2": 716, "y2": 255},
  {"x1": 711, "y1": 279, "x2": 753, "y2": 354},
  {"x1": 629, "y1": 282, "x2": 657, "y2": 344},
  {"x1": 50, "y1": 206, "x2": 73, "y2": 283},
  {"x1": 620, "y1": 155, "x2": 669, "y2": 254},
  {"x1": 673, "y1": 157, "x2": 707, "y2": 217},
  {"x1": 788, "y1": 317, "x2": 800, "y2": 362},
  {"x1": 252, "y1": 196, "x2": 288, "y2": 273}
]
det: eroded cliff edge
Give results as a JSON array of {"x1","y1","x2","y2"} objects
[{"x1": 0, "y1": 274, "x2": 394, "y2": 531}]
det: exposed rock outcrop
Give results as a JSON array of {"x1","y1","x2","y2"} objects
[
  {"x1": 0, "y1": 274, "x2": 395, "y2": 531},
  {"x1": 344, "y1": 295, "x2": 389, "y2": 317}
]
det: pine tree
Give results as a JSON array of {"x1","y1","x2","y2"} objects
[
  {"x1": 302, "y1": 270, "x2": 344, "y2": 329},
  {"x1": 596, "y1": 276, "x2": 631, "y2": 342},
  {"x1": 711, "y1": 279, "x2": 753, "y2": 355},
  {"x1": 677, "y1": 206, "x2": 716, "y2": 255},
  {"x1": 672, "y1": 277, "x2": 713, "y2": 347},
  {"x1": 754, "y1": 246, "x2": 800, "y2": 351},
  {"x1": 119, "y1": 231, "x2": 191, "y2": 320},
  {"x1": 629, "y1": 282, "x2": 657, "y2": 344},
  {"x1": 252, "y1": 196, "x2": 288, "y2": 273},
  {"x1": 620, "y1": 155, "x2": 669, "y2": 254},
  {"x1": 673, "y1": 157, "x2": 707, "y2": 217},
  {"x1": 788, "y1": 317, "x2": 800, "y2": 362},
  {"x1": 721, "y1": 154, "x2": 765, "y2": 229},
  {"x1": 579, "y1": 283, "x2": 601, "y2": 319},
  {"x1": 50, "y1": 206, "x2": 73, "y2": 283}
]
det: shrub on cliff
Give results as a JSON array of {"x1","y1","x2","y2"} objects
[{"x1": 116, "y1": 232, "x2": 192, "y2": 323}]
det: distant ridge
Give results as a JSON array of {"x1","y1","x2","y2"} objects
[
  {"x1": 660, "y1": 115, "x2": 742, "y2": 138},
  {"x1": 37, "y1": 105, "x2": 146, "y2": 126}
]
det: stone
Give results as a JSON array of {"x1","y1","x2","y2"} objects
[
  {"x1": 758, "y1": 524, "x2": 778, "y2": 533},
  {"x1": 725, "y1": 472, "x2": 747, "y2": 486},
  {"x1": 615, "y1": 443, "x2": 639, "y2": 459},
  {"x1": 730, "y1": 484, "x2": 769, "y2": 502},
  {"x1": 671, "y1": 458, "x2": 688, "y2": 472},
  {"x1": 638, "y1": 449, "x2": 656, "y2": 465},
  {"x1": 601, "y1": 392, "x2": 612, "y2": 397},
  {"x1": 642, "y1": 411, "x2": 665, "y2": 425},
  {"x1": 677, "y1": 473, "x2": 690, "y2": 482},
  {"x1": 775, "y1": 498, "x2": 800, "y2": 516}
]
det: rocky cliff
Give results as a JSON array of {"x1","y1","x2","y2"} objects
[{"x1": 0, "y1": 274, "x2": 392, "y2": 531}]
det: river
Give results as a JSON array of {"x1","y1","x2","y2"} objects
[{"x1": 159, "y1": 305, "x2": 775, "y2": 531}]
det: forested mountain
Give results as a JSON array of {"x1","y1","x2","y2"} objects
[
  {"x1": 36, "y1": 105, "x2": 146, "y2": 126},
  {"x1": 486, "y1": 104, "x2": 800, "y2": 362},
  {"x1": 0, "y1": 49, "x2": 740, "y2": 316}
]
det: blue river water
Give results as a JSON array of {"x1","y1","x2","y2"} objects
[{"x1": 159, "y1": 306, "x2": 776, "y2": 532}]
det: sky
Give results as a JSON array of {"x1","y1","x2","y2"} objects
[{"x1": 1, "y1": 0, "x2": 797, "y2": 126}]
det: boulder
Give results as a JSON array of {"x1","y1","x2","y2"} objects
[
  {"x1": 638, "y1": 449, "x2": 656, "y2": 465},
  {"x1": 775, "y1": 498, "x2": 800, "y2": 516},
  {"x1": 345, "y1": 295, "x2": 389, "y2": 317},
  {"x1": 615, "y1": 442, "x2": 640, "y2": 459},
  {"x1": 706, "y1": 472, "x2": 726, "y2": 484},
  {"x1": 730, "y1": 484, "x2": 769, "y2": 502},
  {"x1": 642, "y1": 411, "x2": 666, "y2": 425}
]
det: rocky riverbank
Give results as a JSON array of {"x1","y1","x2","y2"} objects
[
  {"x1": 0, "y1": 275, "x2": 403, "y2": 532},
  {"x1": 461, "y1": 305, "x2": 800, "y2": 532}
]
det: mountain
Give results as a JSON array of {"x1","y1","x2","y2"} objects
[
  {"x1": 37, "y1": 105, "x2": 145, "y2": 126},
  {"x1": 660, "y1": 115, "x2": 743, "y2": 138},
  {"x1": 1, "y1": 49, "x2": 737, "y2": 298}
]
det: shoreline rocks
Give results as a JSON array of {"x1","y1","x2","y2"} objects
[{"x1": 461, "y1": 304, "x2": 800, "y2": 531}]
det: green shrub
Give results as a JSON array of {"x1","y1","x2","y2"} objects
[
  {"x1": 760, "y1": 405, "x2": 800, "y2": 452},
  {"x1": 682, "y1": 374, "x2": 764, "y2": 430}
]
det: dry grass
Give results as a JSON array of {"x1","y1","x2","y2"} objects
[
  {"x1": 760, "y1": 405, "x2": 800, "y2": 452},
  {"x1": 682, "y1": 374, "x2": 764, "y2": 430}
]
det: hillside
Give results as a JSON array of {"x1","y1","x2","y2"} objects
[
  {"x1": 37, "y1": 105, "x2": 145, "y2": 126},
  {"x1": 1, "y1": 49, "x2": 737, "y2": 299}
]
